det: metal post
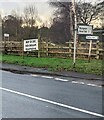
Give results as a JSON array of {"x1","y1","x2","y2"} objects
[{"x1": 72, "y1": 0, "x2": 77, "y2": 67}]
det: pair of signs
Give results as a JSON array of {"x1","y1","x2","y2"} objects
[
  {"x1": 78, "y1": 25, "x2": 99, "y2": 40},
  {"x1": 78, "y1": 25, "x2": 93, "y2": 35}
]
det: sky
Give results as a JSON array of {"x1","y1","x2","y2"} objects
[
  {"x1": 0, "y1": 0, "x2": 56, "y2": 27},
  {"x1": 0, "y1": 0, "x2": 102, "y2": 27},
  {"x1": 0, "y1": 0, "x2": 101, "y2": 16}
]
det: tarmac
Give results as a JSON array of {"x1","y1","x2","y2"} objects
[{"x1": 0, "y1": 62, "x2": 103, "y2": 85}]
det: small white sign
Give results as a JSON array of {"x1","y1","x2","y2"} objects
[
  {"x1": 86, "y1": 36, "x2": 99, "y2": 40},
  {"x1": 4, "y1": 33, "x2": 9, "y2": 37},
  {"x1": 24, "y1": 39, "x2": 38, "y2": 51},
  {"x1": 78, "y1": 25, "x2": 93, "y2": 35}
]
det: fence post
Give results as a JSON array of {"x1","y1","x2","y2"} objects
[
  {"x1": 38, "y1": 34, "x2": 40, "y2": 58},
  {"x1": 69, "y1": 42, "x2": 72, "y2": 57},
  {"x1": 22, "y1": 39, "x2": 24, "y2": 59},
  {"x1": 77, "y1": 41, "x2": 81, "y2": 58},
  {"x1": 46, "y1": 41, "x2": 48, "y2": 57},
  {"x1": 96, "y1": 40, "x2": 99, "y2": 60}
]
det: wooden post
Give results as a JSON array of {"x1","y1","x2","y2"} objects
[
  {"x1": 88, "y1": 40, "x2": 92, "y2": 62},
  {"x1": 69, "y1": 42, "x2": 72, "y2": 57},
  {"x1": 46, "y1": 41, "x2": 48, "y2": 57},
  {"x1": 77, "y1": 41, "x2": 81, "y2": 58},
  {"x1": 4, "y1": 36, "x2": 6, "y2": 54},
  {"x1": 38, "y1": 34, "x2": 40, "y2": 58},
  {"x1": 96, "y1": 40, "x2": 99, "y2": 60},
  {"x1": 22, "y1": 39, "x2": 24, "y2": 59}
]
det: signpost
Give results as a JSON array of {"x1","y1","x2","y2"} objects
[
  {"x1": 72, "y1": 0, "x2": 77, "y2": 67},
  {"x1": 88, "y1": 40, "x2": 92, "y2": 62},
  {"x1": 24, "y1": 39, "x2": 38, "y2": 51},
  {"x1": 78, "y1": 25, "x2": 93, "y2": 35},
  {"x1": 86, "y1": 36, "x2": 99, "y2": 40},
  {"x1": 4, "y1": 33, "x2": 9, "y2": 37},
  {"x1": 23, "y1": 39, "x2": 38, "y2": 58},
  {"x1": 4, "y1": 33, "x2": 9, "y2": 53},
  {"x1": 86, "y1": 35, "x2": 99, "y2": 62}
]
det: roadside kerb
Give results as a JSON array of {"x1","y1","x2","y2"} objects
[{"x1": 0, "y1": 63, "x2": 102, "y2": 81}]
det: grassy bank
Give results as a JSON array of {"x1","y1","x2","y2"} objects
[{"x1": 0, "y1": 54, "x2": 102, "y2": 75}]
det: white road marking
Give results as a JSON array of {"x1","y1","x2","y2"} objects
[
  {"x1": 0, "y1": 87, "x2": 104, "y2": 118},
  {"x1": 87, "y1": 84, "x2": 98, "y2": 87},
  {"x1": 41, "y1": 76, "x2": 53, "y2": 79},
  {"x1": 72, "y1": 81, "x2": 79, "y2": 84},
  {"x1": 72, "y1": 81, "x2": 102, "y2": 88},
  {"x1": 55, "y1": 78, "x2": 68, "y2": 82},
  {"x1": 31, "y1": 74, "x2": 39, "y2": 77},
  {"x1": 87, "y1": 84, "x2": 102, "y2": 87},
  {"x1": 31, "y1": 74, "x2": 102, "y2": 87}
]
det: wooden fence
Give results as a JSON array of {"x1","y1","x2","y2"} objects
[{"x1": 0, "y1": 40, "x2": 103, "y2": 59}]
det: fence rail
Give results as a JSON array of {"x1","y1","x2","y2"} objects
[{"x1": 0, "y1": 40, "x2": 103, "y2": 59}]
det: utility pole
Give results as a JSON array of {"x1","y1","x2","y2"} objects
[{"x1": 72, "y1": 0, "x2": 77, "y2": 68}]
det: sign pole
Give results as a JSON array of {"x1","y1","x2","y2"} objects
[
  {"x1": 88, "y1": 40, "x2": 92, "y2": 62},
  {"x1": 72, "y1": 0, "x2": 77, "y2": 68}
]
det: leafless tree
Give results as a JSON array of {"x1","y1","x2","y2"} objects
[
  {"x1": 23, "y1": 4, "x2": 38, "y2": 27},
  {"x1": 76, "y1": 0, "x2": 103, "y2": 25}
]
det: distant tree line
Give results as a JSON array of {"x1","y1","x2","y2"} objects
[{"x1": 1, "y1": 1, "x2": 104, "y2": 43}]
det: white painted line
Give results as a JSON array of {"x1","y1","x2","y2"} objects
[
  {"x1": 72, "y1": 81, "x2": 102, "y2": 88},
  {"x1": 87, "y1": 84, "x2": 102, "y2": 87},
  {"x1": 72, "y1": 81, "x2": 79, "y2": 84},
  {"x1": 41, "y1": 76, "x2": 53, "y2": 79},
  {"x1": 87, "y1": 84, "x2": 97, "y2": 87},
  {"x1": 0, "y1": 87, "x2": 104, "y2": 118},
  {"x1": 31, "y1": 74, "x2": 39, "y2": 77},
  {"x1": 55, "y1": 78, "x2": 68, "y2": 82}
]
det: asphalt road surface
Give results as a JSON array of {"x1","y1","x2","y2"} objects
[{"x1": 0, "y1": 70, "x2": 103, "y2": 118}]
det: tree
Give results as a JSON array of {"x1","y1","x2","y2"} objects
[
  {"x1": 22, "y1": 4, "x2": 38, "y2": 39},
  {"x1": 2, "y1": 15, "x2": 23, "y2": 40},
  {"x1": 23, "y1": 4, "x2": 38, "y2": 27},
  {"x1": 76, "y1": 1, "x2": 103, "y2": 25},
  {"x1": 49, "y1": 1, "x2": 74, "y2": 43}
]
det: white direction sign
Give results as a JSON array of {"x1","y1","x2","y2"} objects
[
  {"x1": 78, "y1": 25, "x2": 93, "y2": 35},
  {"x1": 86, "y1": 36, "x2": 99, "y2": 40},
  {"x1": 24, "y1": 39, "x2": 38, "y2": 51},
  {"x1": 4, "y1": 33, "x2": 9, "y2": 37}
]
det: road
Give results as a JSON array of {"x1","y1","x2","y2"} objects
[{"x1": 0, "y1": 70, "x2": 103, "y2": 118}]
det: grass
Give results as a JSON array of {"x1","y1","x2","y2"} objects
[{"x1": 0, "y1": 54, "x2": 102, "y2": 75}]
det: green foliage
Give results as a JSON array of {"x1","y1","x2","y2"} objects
[{"x1": 1, "y1": 54, "x2": 102, "y2": 75}]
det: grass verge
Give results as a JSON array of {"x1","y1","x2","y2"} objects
[{"x1": 0, "y1": 54, "x2": 102, "y2": 75}]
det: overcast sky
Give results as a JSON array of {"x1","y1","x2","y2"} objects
[
  {"x1": 0, "y1": 0, "x2": 56, "y2": 27},
  {"x1": 0, "y1": 0, "x2": 102, "y2": 26},
  {"x1": 0, "y1": 0, "x2": 101, "y2": 16},
  {"x1": 0, "y1": 1, "x2": 54, "y2": 17}
]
